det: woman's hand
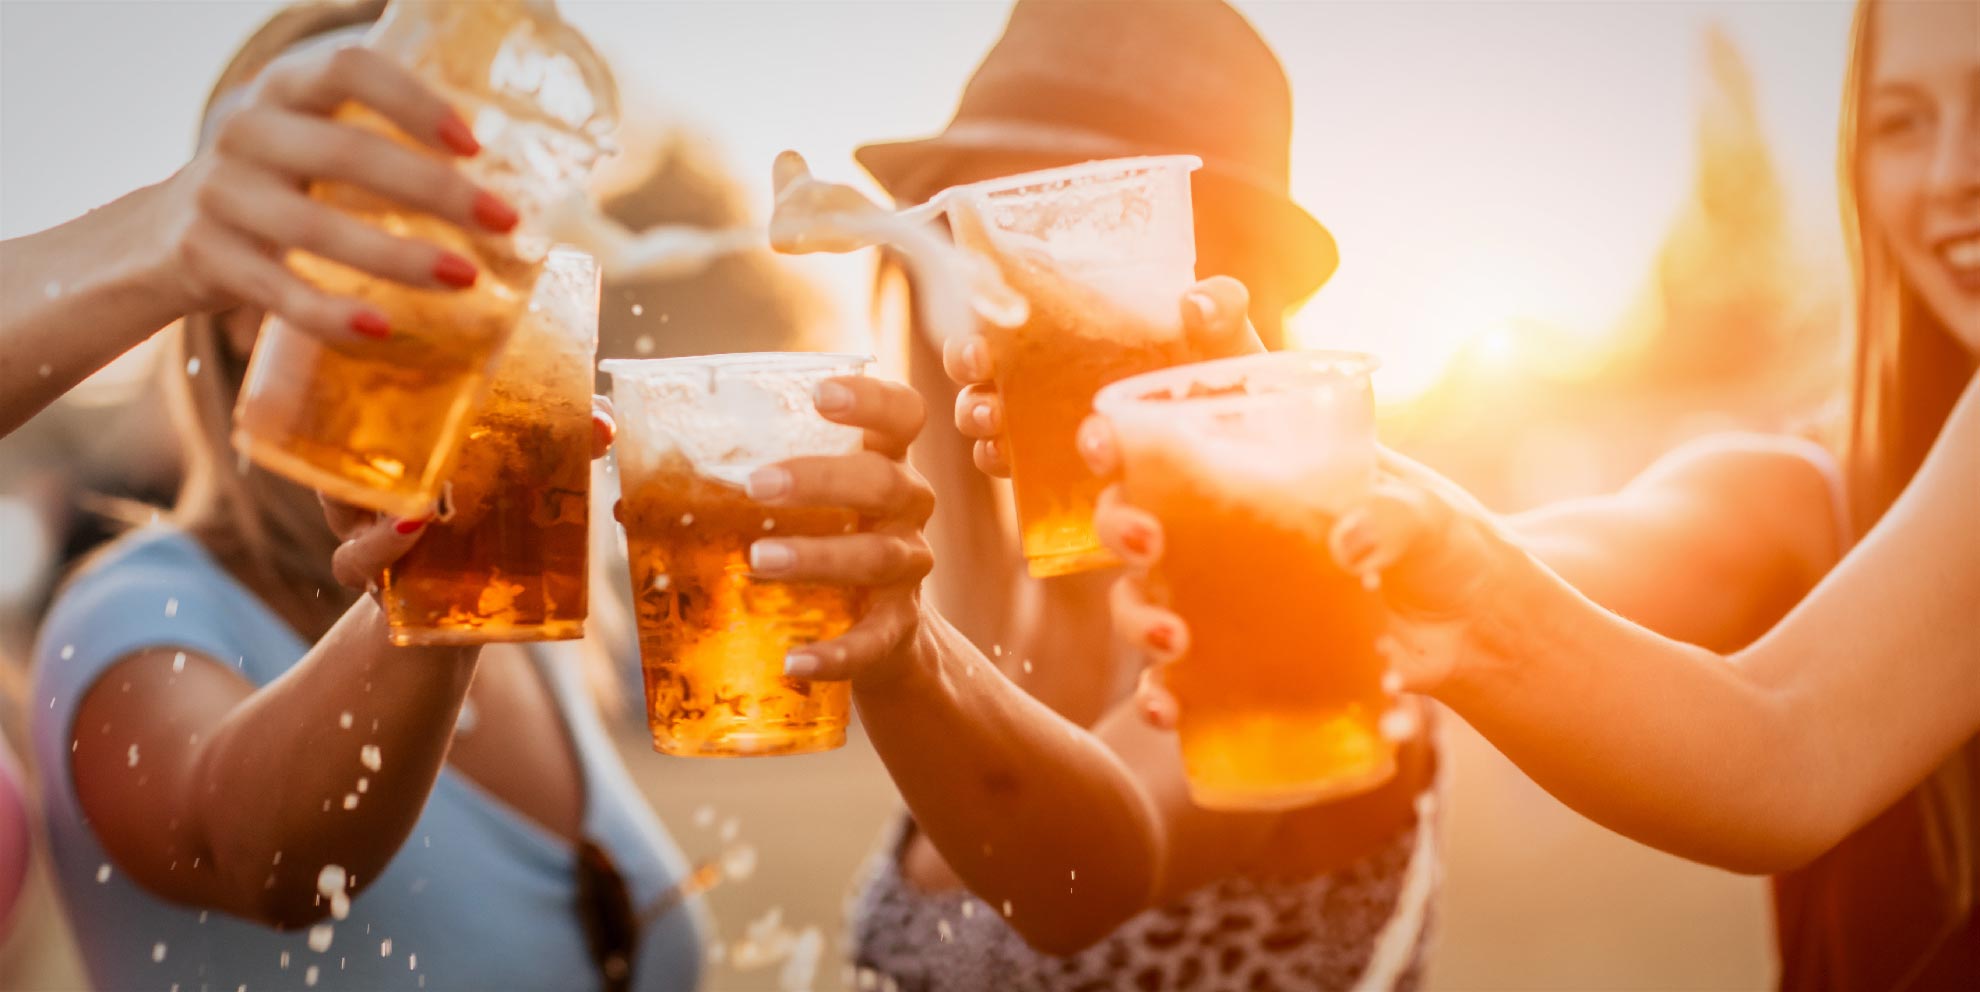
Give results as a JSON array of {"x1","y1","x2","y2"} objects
[
  {"x1": 1083, "y1": 411, "x2": 1518, "y2": 723},
  {"x1": 147, "y1": 43, "x2": 519, "y2": 343},
  {"x1": 948, "y1": 276, "x2": 1263, "y2": 477},
  {"x1": 743, "y1": 378, "x2": 936, "y2": 686},
  {"x1": 325, "y1": 397, "x2": 617, "y2": 594}
]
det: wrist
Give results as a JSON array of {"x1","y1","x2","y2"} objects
[
  {"x1": 852, "y1": 600, "x2": 943, "y2": 697},
  {"x1": 1435, "y1": 539, "x2": 1548, "y2": 705}
]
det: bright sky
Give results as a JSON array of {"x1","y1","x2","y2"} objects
[{"x1": 1, "y1": 0, "x2": 1855, "y2": 400}]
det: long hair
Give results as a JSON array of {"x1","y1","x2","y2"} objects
[
  {"x1": 1781, "y1": 1, "x2": 1979, "y2": 984},
  {"x1": 168, "y1": 0, "x2": 387, "y2": 639}
]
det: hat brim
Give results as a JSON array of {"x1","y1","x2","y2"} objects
[{"x1": 856, "y1": 122, "x2": 1338, "y2": 303}]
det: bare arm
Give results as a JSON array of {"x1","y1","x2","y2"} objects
[
  {"x1": 0, "y1": 189, "x2": 190, "y2": 436},
  {"x1": 0, "y1": 44, "x2": 504, "y2": 439},
  {"x1": 1403, "y1": 375, "x2": 1980, "y2": 872},
  {"x1": 76, "y1": 598, "x2": 475, "y2": 927},
  {"x1": 1504, "y1": 434, "x2": 1840, "y2": 651}
]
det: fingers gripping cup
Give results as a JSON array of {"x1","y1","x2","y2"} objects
[
  {"x1": 1096, "y1": 352, "x2": 1397, "y2": 811},
  {"x1": 603, "y1": 354, "x2": 871, "y2": 758},
  {"x1": 946, "y1": 156, "x2": 1202, "y2": 578},
  {"x1": 232, "y1": 0, "x2": 618, "y2": 517},
  {"x1": 381, "y1": 248, "x2": 601, "y2": 646}
]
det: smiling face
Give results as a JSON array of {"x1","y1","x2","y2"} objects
[{"x1": 1859, "y1": 0, "x2": 1980, "y2": 351}]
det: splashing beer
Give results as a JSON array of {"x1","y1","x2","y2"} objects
[
  {"x1": 1097, "y1": 352, "x2": 1396, "y2": 810},
  {"x1": 605, "y1": 354, "x2": 870, "y2": 757},
  {"x1": 946, "y1": 157, "x2": 1203, "y2": 577},
  {"x1": 380, "y1": 249, "x2": 600, "y2": 645}
]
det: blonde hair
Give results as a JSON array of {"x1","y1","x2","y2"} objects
[{"x1": 1828, "y1": 0, "x2": 1976, "y2": 973}]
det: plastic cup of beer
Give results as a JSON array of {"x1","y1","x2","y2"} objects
[
  {"x1": 944, "y1": 155, "x2": 1202, "y2": 578},
  {"x1": 231, "y1": 65, "x2": 612, "y2": 518},
  {"x1": 380, "y1": 248, "x2": 601, "y2": 646},
  {"x1": 1095, "y1": 351, "x2": 1396, "y2": 811},
  {"x1": 602, "y1": 353, "x2": 871, "y2": 758}
]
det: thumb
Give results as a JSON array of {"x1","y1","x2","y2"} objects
[
  {"x1": 1328, "y1": 477, "x2": 1445, "y2": 580},
  {"x1": 1182, "y1": 276, "x2": 1265, "y2": 359}
]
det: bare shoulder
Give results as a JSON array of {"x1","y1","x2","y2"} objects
[{"x1": 1634, "y1": 432, "x2": 1845, "y2": 577}]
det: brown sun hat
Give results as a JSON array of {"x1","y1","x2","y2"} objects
[{"x1": 855, "y1": 0, "x2": 1337, "y2": 302}]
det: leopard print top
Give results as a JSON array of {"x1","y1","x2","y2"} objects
[{"x1": 846, "y1": 786, "x2": 1440, "y2": 992}]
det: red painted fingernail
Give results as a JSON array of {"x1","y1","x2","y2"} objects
[
  {"x1": 591, "y1": 414, "x2": 614, "y2": 449},
  {"x1": 395, "y1": 517, "x2": 429, "y2": 535},
  {"x1": 436, "y1": 112, "x2": 480, "y2": 156},
  {"x1": 351, "y1": 311, "x2": 391, "y2": 339},
  {"x1": 473, "y1": 191, "x2": 519, "y2": 233},
  {"x1": 1121, "y1": 525, "x2": 1151, "y2": 558},
  {"x1": 1147, "y1": 625, "x2": 1176, "y2": 654},
  {"x1": 432, "y1": 252, "x2": 478, "y2": 288}
]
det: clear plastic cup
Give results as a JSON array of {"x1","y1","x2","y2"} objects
[
  {"x1": 380, "y1": 248, "x2": 600, "y2": 646},
  {"x1": 603, "y1": 353, "x2": 871, "y2": 757},
  {"x1": 1095, "y1": 351, "x2": 1397, "y2": 810},
  {"x1": 945, "y1": 155, "x2": 1202, "y2": 578}
]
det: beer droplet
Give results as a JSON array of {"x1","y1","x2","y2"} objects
[
  {"x1": 360, "y1": 744, "x2": 382, "y2": 771},
  {"x1": 631, "y1": 304, "x2": 645, "y2": 316},
  {"x1": 1002, "y1": 899, "x2": 1013, "y2": 918},
  {"x1": 680, "y1": 513, "x2": 695, "y2": 526},
  {"x1": 936, "y1": 919, "x2": 953, "y2": 943},
  {"x1": 60, "y1": 644, "x2": 75, "y2": 660},
  {"x1": 37, "y1": 364, "x2": 52, "y2": 378},
  {"x1": 127, "y1": 744, "x2": 140, "y2": 767},
  {"x1": 693, "y1": 804, "x2": 715, "y2": 828},
  {"x1": 186, "y1": 357, "x2": 202, "y2": 377},
  {"x1": 152, "y1": 942, "x2": 167, "y2": 963},
  {"x1": 305, "y1": 965, "x2": 320, "y2": 987},
  {"x1": 96, "y1": 863, "x2": 112, "y2": 884},
  {"x1": 1022, "y1": 660, "x2": 1034, "y2": 675},
  {"x1": 381, "y1": 939, "x2": 393, "y2": 957},
  {"x1": 343, "y1": 793, "x2": 360, "y2": 810},
  {"x1": 338, "y1": 712, "x2": 353, "y2": 730},
  {"x1": 172, "y1": 652, "x2": 186, "y2": 673},
  {"x1": 164, "y1": 598, "x2": 179, "y2": 618},
  {"x1": 281, "y1": 950, "x2": 291, "y2": 969},
  {"x1": 308, "y1": 923, "x2": 334, "y2": 953},
  {"x1": 635, "y1": 335, "x2": 655, "y2": 355}
]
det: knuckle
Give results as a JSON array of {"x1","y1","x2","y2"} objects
[{"x1": 322, "y1": 47, "x2": 369, "y2": 91}]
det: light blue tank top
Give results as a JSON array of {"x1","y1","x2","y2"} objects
[{"x1": 30, "y1": 527, "x2": 707, "y2": 991}]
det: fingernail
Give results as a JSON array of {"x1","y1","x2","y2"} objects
[
  {"x1": 971, "y1": 402, "x2": 995, "y2": 433},
  {"x1": 436, "y1": 112, "x2": 480, "y2": 156},
  {"x1": 1078, "y1": 425, "x2": 1108, "y2": 463},
  {"x1": 1120, "y1": 524, "x2": 1151, "y2": 558},
  {"x1": 432, "y1": 252, "x2": 478, "y2": 289},
  {"x1": 1185, "y1": 291, "x2": 1215, "y2": 329},
  {"x1": 815, "y1": 380, "x2": 853, "y2": 414},
  {"x1": 1147, "y1": 625, "x2": 1176, "y2": 655},
  {"x1": 394, "y1": 517, "x2": 428, "y2": 535},
  {"x1": 750, "y1": 540, "x2": 793, "y2": 574},
  {"x1": 1336, "y1": 516, "x2": 1374, "y2": 563},
  {"x1": 962, "y1": 340, "x2": 988, "y2": 378},
  {"x1": 746, "y1": 466, "x2": 791, "y2": 501},
  {"x1": 473, "y1": 191, "x2": 519, "y2": 233},
  {"x1": 784, "y1": 650, "x2": 820, "y2": 679},
  {"x1": 351, "y1": 311, "x2": 390, "y2": 339},
  {"x1": 591, "y1": 414, "x2": 614, "y2": 449}
]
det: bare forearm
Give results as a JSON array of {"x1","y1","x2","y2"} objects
[
  {"x1": 0, "y1": 184, "x2": 187, "y2": 436},
  {"x1": 190, "y1": 598, "x2": 476, "y2": 923},
  {"x1": 855, "y1": 604, "x2": 1162, "y2": 954},
  {"x1": 1004, "y1": 571, "x2": 1121, "y2": 726},
  {"x1": 1437, "y1": 553, "x2": 1819, "y2": 873}
]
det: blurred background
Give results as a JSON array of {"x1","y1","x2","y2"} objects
[{"x1": 2, "y1": 1, "x2": 1853, "y2": 988}]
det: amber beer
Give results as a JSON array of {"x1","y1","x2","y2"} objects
[
  {"x1": 380, "y1": 249, "x2": 600, "y2": 646},
  {"x1": 232, "y1": 0, "x2": 617, "y2": 516},
  {"x1": 604, "y1": 354, "x2": 870, "y2": 757},
  {"x1": 946, "y1": 156, "x2": 1202, "y2": 577},
  {"x1": 1096, "y1": 352, "x2": 1395, "y2": 810}
]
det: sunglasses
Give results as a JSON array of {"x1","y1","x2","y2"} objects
[{"x1": 576, "y1": 840, "x2": 726, "y2": 992}]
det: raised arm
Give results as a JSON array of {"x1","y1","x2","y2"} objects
[
  {"x1": 71, "y1": 514, "x2": 467, "y2": 927},
  {"x1": 0, "y1": 44, "x2": 507, "y2": 438},
  {"x1": 1374, "y1": 374, "x2": 1980, "y2": 873}
]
